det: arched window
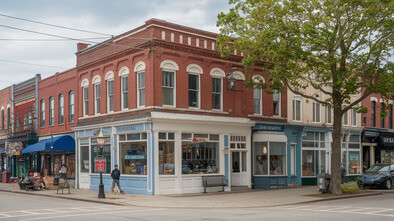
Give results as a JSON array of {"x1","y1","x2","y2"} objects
[
  {"x1": 187, "y1": 64, "x2": 203, "y2": 108},
  {"x1": 119, "y1": 67, "x2": 129, "y2": 110},
  {"x1": 69, "y1": 91, "x2": 74, "y2": 123},
  {"x1": 105, "y1": 71, "x2": 114, "y2": 112},
  {"x1": 58, "y1": 94, "x2": 64, "y2": 124},
  {"x1": 161, "y1": 60, "x2": 178, "y2": 106},
  {"x1": 210, "y1": 68, "x2": 225, "y2": 110},
  {"x1": 135, "y1": 62, "x2": 146, "y2": 107},
  {"x1": 49, "y1": 96, "x2": 54, "y2": 126},
  {"x1": 40, "y1": 99, "x2": 45, "y2": 127},
  {"x1": 81, "y1": 78, "x2": 89, "y2": 117}
]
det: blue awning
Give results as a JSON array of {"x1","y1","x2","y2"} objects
[{"x1": 22, "y1": 135, "x2": 75, "y2": 154}]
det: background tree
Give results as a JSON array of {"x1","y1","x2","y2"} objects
[{"x1": 217, "y1": 0, "x2": 393, "y2": 194}]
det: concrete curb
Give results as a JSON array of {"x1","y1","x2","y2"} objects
[
  {"x1": 0, "y1": 189, "x2": 126, "y2": 206},
  {"x1": 0, "y1": 188, "x2": 389, "y2": 209}
]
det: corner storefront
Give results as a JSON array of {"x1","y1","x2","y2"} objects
[
  {"x1": 252, "y1": 122, "x2": 303, "y2": 189},
  {"x1": 362, "y1": 128, "x2": 394, "y2": 167},
  {"x1": 74, "y1": 112, "x2": 253, "y2": 195}
]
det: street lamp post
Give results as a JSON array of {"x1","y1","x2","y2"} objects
[
  {"x1": 96, "y1": 129, "x2": 106, "y2": 199},
  {"x1": 51, "y1": 133, "x2": 54, "y2": 176}
]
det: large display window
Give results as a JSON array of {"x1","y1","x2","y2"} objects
[
  {"x1": 381, "y1": 150, "x2": 394, "y2": 164},
  {"x1": 80, "y1": 138, "x2": 89, "y2": 173},
  {"x1": 181, "y1": 133, "x2": 219, "y2": 174},
  {"x1": 91, "y1": 137, "x2": 111, "y2": 174},
  {"x1": 119, "y1": 133, "x2": 147, "y2": 175},
  {"x1": 254, "y1": 142, "x2": 286, "y2": 175},
  {"x1": 302, "y1": 132, "x2": 325, "y2": 177},
  {"x1": 341, "y1": 133, "x2": 361, "y2": 175},
  {"x1": 159, "y1": 132, "x2": 175, "y2": 175}
]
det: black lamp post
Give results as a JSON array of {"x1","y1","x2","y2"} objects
[
  {"x1": 96, "y1": 129, "x2": 106, "y2": 199},
  {"x1": 51, "y1": 133, "x2": 54, "y2": 176}
]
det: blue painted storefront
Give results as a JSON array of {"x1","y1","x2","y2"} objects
[
  {"x1": 252, "y1": 122, "x2": 303, "y2": 189},
  {"x1": 76, "y1": 122, "x2": 154, "y2": 195}
]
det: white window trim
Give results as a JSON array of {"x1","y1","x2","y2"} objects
[
  {"x1": 210, "y1": 68, "x2": 225, "y2": 78},
  {"x1": 292, "y1": 96, "x2": 302, "y2": 122},
  {"x1": 94, "y1": 83, "x2": 100, "y2": 115},
  {"x1": 325, "y1": 106, "x2": 333, "y2": 125},
  {"x1": 312, "y1": 102, "x2": 321, "y2": 123},
  {"x1": 253, "y1": 88, "x2": 263, "y2": 115},
  {"x1": 161, "y1": 60, "x2": 178, "y2": 107},
  {"x1": 107, "y1": 80, "x2": 114, "y2": 113},
  {"x1": 232, "y1": 71, "x2": 245, "y2": 80},
  {"x1": 82, "y1": 87, "x2": 89, "y2": 117},
  {"x1": 212, "y1": 77, "x2": 223, "y2": 111},
  {"x1": 118, "y1": 66, "x2": 130, "y2": 77},
  {"x1": 351, "y1": 109, "x2": 357, "y2": 126},
  {"x1": 121, "y1": 76, "x2": 128, "y2": 110},
  {"x1": 49, "y1": 96, "x2": 54, "y2": 126},
  {"x1": 188, "y1": 73, "x2": 201, "y2": 109},
  {"x1": 137, "y1": 72, "x2": 145, "y2": 108},
  {"x1": 105, "y1": 71, "x2": 114, "y2": 81}
]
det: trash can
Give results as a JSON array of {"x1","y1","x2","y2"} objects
[{"x1": 317, "y1": 173, "x2": 331, "y2": 193}]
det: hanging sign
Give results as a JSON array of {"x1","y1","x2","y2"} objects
[{"x1": 94, "y1": 158, "x2": 106, "y2": 172}]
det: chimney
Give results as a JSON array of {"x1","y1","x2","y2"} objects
[{"x1": 77, "y1": 43, "x2": 89, "y2": 52}]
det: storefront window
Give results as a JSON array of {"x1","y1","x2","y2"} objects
[
  {"x1": 381, "y1": 150, "x2": 394, "y2": 164},
  {"x1": 254, "y1": 142, "x2": 268, "y2": 175},
  {"x1": 159, "y1": 132, "x2": 175, "y2": 175},
  {"x1": 91, "y1": 137, "x2": 111, "y2": 174},
  {"x1": 349, "y1": 151, "x2": 360, "y2": 174},
  {"x1": 80, "y1": 139, "x2": 89, "y2": 173},
  {"x1": 302, "y1": 150, "x2": 316, "y2": 176},
  {"x1": 302, "y1": 132, "x2": 325, "y2": 176},
  {"x1": 119, "y1": 133, "x2": 147, "y2": 175},
  {"x1": 182, "y1": 133, "x2": 219, "y2": 174},
  {"x1": 269, "y1": 142, "x2": 286, "y2": 175}
]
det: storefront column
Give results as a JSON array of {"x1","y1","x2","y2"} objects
[{"x1": 369, "y1": 145, "x2": 375, "y2": 166}]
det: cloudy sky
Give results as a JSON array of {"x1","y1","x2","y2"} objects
[{"x1": 0, "y1": 0, "x2": 231, "y2": 90}]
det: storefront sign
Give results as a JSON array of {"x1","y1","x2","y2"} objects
[
  {"x1": 94, "y1": 158, "x2": 106, "y2": 172},
  {"x1": 381, "y1": 136, "x2": 394, "y2": 147},
  {"x1": 254, "y1": 124, "x2": 284, "y2": 132},
  {"x1": 125, "y1": 154, "x2": 146, "y2": 160},
  {"x1": 192, "y1": 138, "x2": 207, "y2": 143}
]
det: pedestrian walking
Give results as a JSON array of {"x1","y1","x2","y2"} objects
[
  {"x1": 111, "y1": 165, "x2": 123, "y2": 194},
  {"x1": 341, "y1": 163, "x2": 345, "y2": 184}
]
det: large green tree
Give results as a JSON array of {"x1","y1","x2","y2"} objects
[{"x1": 217, "y1": 0, "x2": 393, "y2": 194}]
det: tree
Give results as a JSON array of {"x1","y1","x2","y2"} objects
[{"x1": 217, "y1": 0, "x2": 393, "y2": 194}]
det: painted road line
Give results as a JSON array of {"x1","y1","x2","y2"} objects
[
  {"x1": 20, "y1": 208, "x2": 166, "y2": 221},
  {"x1": 364, "y1": 209, "x2": 394, "y2": 214}
]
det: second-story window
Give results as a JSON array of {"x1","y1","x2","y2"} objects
[
  {"x1": 107, "y1": 80, "x2": 114, "y2": 112},
  {"x1": 69, "y1": 91, "x2": 74, "y2": 123},
  {"x1": 292, "y1": 96, "x2": 301, "y2": 121},
  {"x1": 95, "y1": 84, "x2": 101, "y2": 114},
  {"x1": 188, "y1": 74, "x2": 200, "y2": 108},
  {"x1": 7, "y1": 107, "x2": 10, "y2": 131},
  {"x1": 389, "y1": 106, "x2": 393, "y2": 129},
  {"x1": 254, "y1": 89, "x2": 262, "y2": 115},
  {"x1": 380, "y1": 102, "x2": 385, "y2": 128},
  {"x1": 49, "y1": 96, "x2": 54, "y2": 126},
  {"x1": 58, "y1": 94, "x2": 64, "y2": 124},
  {"x1": 212, "y1": 78, "x2": 222, "y2": 110},
  {"x1": 162, "y1": 71, "x2": 175, "y2": 106},
  {"x1": 325, "y1": 106, "x2": 332, "y2": 124},
  {"x1": 40, "y1": 99, "x2": 45, "y2": 127},
  {"x1": 83, "y1": 87, "x2": 89, "y2": 116},
  {"x1": 137, "y1": 72, "x2": 145, "y2": 107},
  {"x1": 121, "y1": 76, "x2": 128, "y2": 110},
  {"x1": 273, "y1": 90, "x2": 281, "y2": 116},
  {"x1": 313, "y1": 102, "x2": 321, "y2": 123},
  {"x1": 351, "y1": 109, "x2": 357, "y2": 126},
  {"x1": 23, "y1": 115, "x2": 27, "y2": 130},
  {"x1": 343, "y1": 106, "x2": 348, "y2": 126},
  {"x1": 28, "y1": 112, "x2": 32, "y2": 129},
  {"x1": 371, "y1": 101, "x2": 376, "y2": 127}
]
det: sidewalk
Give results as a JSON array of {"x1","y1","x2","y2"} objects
[{"x1": 0, "y1": 183, "x2": 386, "y2": 208}]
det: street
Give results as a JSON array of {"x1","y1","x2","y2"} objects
[{"x1": 1, "y1": 191, "x2": 394, "y2": 221}]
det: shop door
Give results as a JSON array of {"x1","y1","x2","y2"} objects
[{"x1": 231, "y1": 151, "x2": 248, "y2": 186}]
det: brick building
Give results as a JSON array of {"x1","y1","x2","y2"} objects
[
  {"x1": 0, "y1": 86, "x2": 12, "y2": 180},
  {"x1": 71, "y1": 19, "x2": 289, "y2": 194},
  {"x1": 361, "y1": 93, "x2": 394, "y2": 168},
  {"x1": 24, "y1": 69, "x2": 78, "y2": 178}
]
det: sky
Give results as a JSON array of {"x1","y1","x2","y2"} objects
[{"x1": 0, "y1": 0, "x2": 231, "y2": 90}]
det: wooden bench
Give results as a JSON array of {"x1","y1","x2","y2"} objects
[
  {"x1": 57, "y1": 180, "x2": 70, "y2": 194},
  {"x1": 202, "y1": 175, "x2": 227, "y2": 193}
]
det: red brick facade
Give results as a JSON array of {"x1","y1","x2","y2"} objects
[
  {"x1": 361, "y1": 93, "x2": 393, "y2": 129},
  {"x1": 0, "y1": 86, "x2": 12, "y2": 137},
  {"x1": 37, "y1": 69, "x2": 78, "y2": 136},
  {"x1": 74, "y1": 19, "x2": 287, "y2": 125}
]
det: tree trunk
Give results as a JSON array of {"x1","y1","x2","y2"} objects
[{"x1": 330, "y1": 106, "x2": 343, "y2": 194}]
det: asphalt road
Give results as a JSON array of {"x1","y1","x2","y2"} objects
[{"x1": 1, "y1": 191, "x2": 394, "y2": 221}]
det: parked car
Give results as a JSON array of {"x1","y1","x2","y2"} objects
[{"x1": 357, "y1": 163, "x2": 394, "y2": 189}]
